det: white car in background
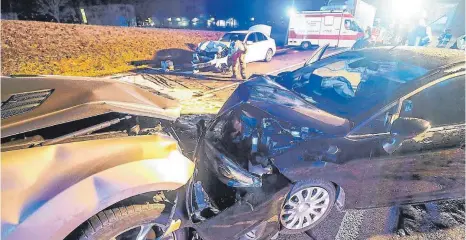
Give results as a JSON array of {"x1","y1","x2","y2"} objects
[
  {"x1": 219, "y1": 25, "x2": 277, "y2": 62},
  {"x1": 192, "y1": 25, "x2": 276, "y2": 72}
]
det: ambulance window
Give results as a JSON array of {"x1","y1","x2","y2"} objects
[
  {"x1": 345, "y1": 19, "x2": 362, "y2": 32},
  {"x1": 324, "y1": 16, "x2": 334, "y2": 26},
  {"x1": 247, "y1": 33, "x2": 258, "y2": 43},
  {"x1": 344, "y1": 20, "x2": 351, "y2": 29}
]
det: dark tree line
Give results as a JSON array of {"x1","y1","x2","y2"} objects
[{"x1": 1, "y1": 0, "x2": 132, "y2": 22}]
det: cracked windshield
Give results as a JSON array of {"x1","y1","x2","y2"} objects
[{"x1": 1, "y1": 0, "x2": 465, "y2": 240}]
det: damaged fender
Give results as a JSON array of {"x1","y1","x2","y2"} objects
[{"x1": 1, "y1": 135, "x2": 194, "y2": 240}]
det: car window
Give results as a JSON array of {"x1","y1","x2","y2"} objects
[
  {"x1": 352, "y1": 103, "x2": 398, "y2": 135},
  {"x1": 291, "y1": 57, "x2": 428, "y2": 120},
  {"x1": 220, "y1": 33, "x2": 247, "y2": 42},
  {"x1": 400, "y1": 75, "x2": 465, "y2": 127},
  {"x1": 247, "y1": 33, "x2": 258, "y2": 43},
  {"x1": 256, "y1": 32, "x2": 267, "y2": 41}
]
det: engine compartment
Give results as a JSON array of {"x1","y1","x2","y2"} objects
[
  {"x1": 205, "y1": 104, "x2": 324, "y2": 177},
  {"x1": 189, "y1": 104, "x2": 324, "y2": 223},
  {"x1": 192, "y1": 41, "x2": 230, "y2": 72},
  {"x1": 1, "y1": 112, "x2": 175, "y2": 151}
]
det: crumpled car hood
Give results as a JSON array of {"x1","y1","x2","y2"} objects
[
  {"x1": 197, "y1": 41, "x2": 230, "y2": 53},
  {"x1": 218, "y1": 76, "x2": 352, "y2": 136},
  {"x1": 1, "y1": 76, "x2": 181, "y2": 137}
]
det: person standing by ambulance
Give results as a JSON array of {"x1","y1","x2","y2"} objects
[{"x1": 229, "y1": 35, "x2": 248, "y2": 80}]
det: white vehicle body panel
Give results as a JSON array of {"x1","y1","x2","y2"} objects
[{"x1": 354, "y1": 0, "x2": 377, "y2": 31}]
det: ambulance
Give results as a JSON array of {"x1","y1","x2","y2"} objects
[
  {"x1": 287, "y1": 11, "x2": 363, "y2": 49},
  {"x1": 287, "y1": 1, "x2": 376, "y2": 48}
]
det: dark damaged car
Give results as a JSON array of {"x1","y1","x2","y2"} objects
[{"x1": 186, "y1": 46, "x2": 465, "y2": 239}]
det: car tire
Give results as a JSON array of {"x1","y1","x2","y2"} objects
[
  {"x1": 300, "y1": 42, "x2": 311, "y2": 50},
  {"x1": 78, "y1": 203, "x2": 188, "y2": 240},
  {"x1": 279, "y1": 180, "x2": 336, "y2": 234},
  {"x1": 264, "y1": 49, "x2": 273, "y2": 62}
]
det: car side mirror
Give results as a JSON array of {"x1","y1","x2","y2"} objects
[
  {"x1": 383, "y1": 117, "x2": 431, "y2": 154},
  {"x1": 246, "y1": 41, "x2": 254, "y2": 45}
]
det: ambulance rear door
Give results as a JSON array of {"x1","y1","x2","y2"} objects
[{"x1": 318, "y1": 13, "x2": 344, "y2": 47}]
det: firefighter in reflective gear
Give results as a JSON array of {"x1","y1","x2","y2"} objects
[{"x1": 230, "y1": 36, "x2": 247, "y2": 79}]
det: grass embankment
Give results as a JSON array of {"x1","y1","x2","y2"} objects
[{"x1": 1, "y1": 20, "x2": 223, "y2": 76}]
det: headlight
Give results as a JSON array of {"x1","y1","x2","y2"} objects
[{"x1": 205, "y1": 141, "x2": 262, "y2": 187}]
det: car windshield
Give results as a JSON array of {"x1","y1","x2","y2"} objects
[
  {"x1": 291, "y1": 55, "x2": 429, "y2": 121},
  {"x1": 220, "y1": 33, "x2": 247, "y2": 42}
]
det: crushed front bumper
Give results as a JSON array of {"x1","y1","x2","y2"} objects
[{"x1": 192, "y1": 53, "x2": 229, "y2": 71}]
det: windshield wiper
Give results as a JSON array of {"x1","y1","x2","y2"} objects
[{"x1": 304, "y1": 43, "x2": 330, "y2": 66}]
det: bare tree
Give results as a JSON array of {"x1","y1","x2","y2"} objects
[{"x1": 36, "y1": 0, "x2": 70, "y2": 23}]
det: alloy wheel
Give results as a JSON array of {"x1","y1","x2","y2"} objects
[
  {"x1": 265, "y1": 49, "x2": 273, "y2": 62},
  {"x1": 301, "y1": 42, "x2": 310, "y2": 50},
  {"x1": 280, "y1": 187, "x2": 330, "y2": 230},
  {"x1": 109, "y1": 224, "x2": 175, "y2": 240}
]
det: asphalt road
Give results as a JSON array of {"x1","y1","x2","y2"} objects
[{"x1": 247, "y1": 47, "x2": 341, "y2": 76}]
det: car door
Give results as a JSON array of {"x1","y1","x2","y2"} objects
[
  {"x1": 352, "y1": 73, "x2": 465, "y2": 207},
  {"x1": 255, "y1": 32, "x2": 271, "y2": 60},
  {"x1": 245, "y1": 32, "x2": 259, "y2": 63}
]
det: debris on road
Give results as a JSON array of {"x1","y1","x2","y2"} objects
[{"x1": 397, "y1": 200, "x2": 465, "y2": 236}]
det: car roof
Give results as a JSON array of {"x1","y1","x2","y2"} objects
[
  {"x1": 358, "y1": 46, "x2": 465, "y2": 70},
  {"x1": 227, "y1": 31, "x2": 250, "y2": 34},
  {"x1": 1, "y1": 76, "x2": 181, "y2": 137}
]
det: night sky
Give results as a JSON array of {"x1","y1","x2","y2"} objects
[{"x1": 1, "y1": 0, "x2": 328, "y2": 22}]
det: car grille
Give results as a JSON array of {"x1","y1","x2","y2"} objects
[
  {"x1": 1, "y1": 89, "x2": 53, "y2": 119},
  {"x1": 199, "y1": 51, "x2": 217, "y2": 58}
]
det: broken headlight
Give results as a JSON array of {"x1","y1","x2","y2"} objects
[{"x1": 205, "y1": 141, "x2": 262, "y2": 187}]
